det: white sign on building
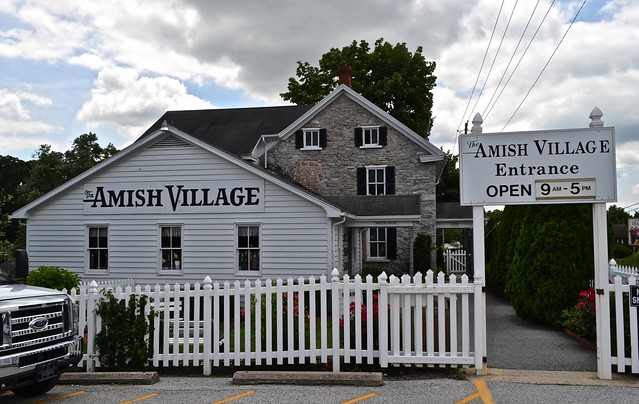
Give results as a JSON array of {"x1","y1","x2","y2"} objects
[{"x1": 459, "y1": 127, "x2": 616, "y2": 205}]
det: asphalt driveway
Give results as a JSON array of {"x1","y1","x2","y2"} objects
[{"x1": 486, "y1": 293, "x2": 597, "y2": 371}]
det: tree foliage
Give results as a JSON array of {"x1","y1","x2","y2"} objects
[
  {"x1": 281, "y1": 38, "x2": 437, "y2": 138},
  {"x1": 436, "y1": 152, "x2": 459, "y2": 202},
  {"x1": 488, "y1": 204, "x2": 594, "y2": 325},
  {"x1": 607, "y1": 204, "x2": 630, "y2": 225},
  {"x1": 0, "y1": 133, "x2": 117, "y2": 250}
]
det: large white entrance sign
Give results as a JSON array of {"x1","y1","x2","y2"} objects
[{"x1": 459, "y1": 127, "x2": 616, "y2": 205}]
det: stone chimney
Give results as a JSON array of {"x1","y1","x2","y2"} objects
[{"x1": 337, "y1": 66, "x2": 352, "y2": 87}]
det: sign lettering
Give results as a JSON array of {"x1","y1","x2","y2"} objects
[
  {"x1": 82, "y1": 181, "x2": 264, "y2": 214},
  {"x1": 459, "y1": 128, "x2": 616, "y2": 205}
]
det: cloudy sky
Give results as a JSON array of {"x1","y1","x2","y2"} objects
[{"x1": 1, "y1": 0, "x2": 637, "y2": 209}]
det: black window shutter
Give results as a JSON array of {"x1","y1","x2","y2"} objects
[
  {"x1": 357, "y1": 167, "x2": 366, "y2": 195},
  {"x1": 379, "y1": 126, "x2": 388, "y2": 145},
  {"x1": 295, "y1": 130, "x2": 303, "y2": 149},
  {"x1": 319, "y1": 128, "x2": 327, "y2": 148},
  {"x1": 354, "y1": 127, "x2": 363, "y2": 147},
  {"x1": 386, "y1": 166, "x2": 395, "y2": 195},
  {"x1": 387, "y1": 228, "x2": 397, "y2": 260}
]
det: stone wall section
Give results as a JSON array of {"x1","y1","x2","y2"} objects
[{"x1": 266, "y1": 94, "x2": 438, "y2": 274}]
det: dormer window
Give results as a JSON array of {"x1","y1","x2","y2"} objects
[
  {"x1": 295, "y1": 128, "x2": 327, "y2": 150},
  {"x1": 355, "y1": 126, "x2": 387, "y2": 148}
]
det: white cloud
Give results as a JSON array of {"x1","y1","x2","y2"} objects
[
  {"x1": 1, "y1": 0, "x2": 638, "y2": 204},
  {"x1": 77, "y1": 66, "x2": 216, "y2": 139},
  {"x1": 0, "y1": 88, "x2": 61, "y2": 156},
  {"x1": 0, "y1": 89, "x2": 55, "y2": 130}
]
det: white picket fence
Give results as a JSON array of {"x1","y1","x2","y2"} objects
[
  {"x1": 609, "y1": 259, "x2": 639, "y2": 282},
  {"x1": 602, "y1": 257, "x2": 639, "y2": 375},
  {"x1": 70, "y1": 270, "x2": 482, "y2": 374},
  {"x1": 444, "y1": 249, "x2": 467, "y2": 275}
]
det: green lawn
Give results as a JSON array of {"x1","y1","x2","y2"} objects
[{"x1": 616, "y1": 253, "x2": 639, "y2": 268}]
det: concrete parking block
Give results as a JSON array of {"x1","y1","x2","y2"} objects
[
  {"x1": 232, "y1": 371, "x2": 384, "y2": 386},
  {"x1": 59, "y1": 371, "x2": 160, "y2": 385}
]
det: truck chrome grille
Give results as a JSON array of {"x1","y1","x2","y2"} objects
[{"x1": 0, "y1": 298, "x2": 74, "y2": 355}]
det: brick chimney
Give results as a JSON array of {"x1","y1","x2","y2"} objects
[{"x1": 337, "y1": 66, "x2": 352, "y2": 87}]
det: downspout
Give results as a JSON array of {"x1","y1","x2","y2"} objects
[
  {"x1": 332, "y1": 214, "x2": 347, "y2": 274},
  {"x1": 260, "y1": 135, "x2": 268, "y2": 168}
]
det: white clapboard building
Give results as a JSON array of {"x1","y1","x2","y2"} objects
[{"x1": 12, "y1": 84, "x2": 446, "y2": 284}]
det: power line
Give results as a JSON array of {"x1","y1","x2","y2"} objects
[
  {"x1": 453, "y1": 0, "x2": 505, "y2": 153},
  {"x1": 482, "y1": 0, "x2": 542, "y2": 121},
  {"x1": 485, "y1": 0, "x2": 555, "y2": 121},
  {"x1": 468, "y1": 0, "x2": 520, "y2": 124},
  {"x1": 501, "y1": 0, "x2": 588, "y2": 131}
]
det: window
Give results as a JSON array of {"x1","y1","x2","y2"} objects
[
  {"x1": 367, "y1": 228, "x2": 397, "y2": 261},
  {"x1": 295, "y1": 128, "x2": 327, "y2": 150},
  {"x1": 367, "y1": 166, "x2": 386, "y2": 195},
  {"x1": 237, "y1": 224, "x2": 260, "y2": 271},
  {"x1": 160, "y1": 226, "x2": 182, "y2": 270},
  {"x1": 368, "y1": 228, "x2": 387, "y2": 259},
  {"x1": 354, "y1": 126, "x2": 387, "y2": 148},
  {"x1": 88, "y1": 226, "x2": 108, "y2": 270},
  {"x1": 357, "y1": 166, "x2": 395, "y2": 195}
]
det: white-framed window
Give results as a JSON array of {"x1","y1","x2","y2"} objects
[
  {"x1": 362, "y1": 126, "x2": 380, "y2": 147},
  {"x1": 368, "y1": 228, "x2": 387, "y2": 259},
  {"x1": 237, "y1": 224, "x2": 260, "y2": 272},
  {"x1": 367, "y1": 165, "x2": 387, "y2": 195},
  {"x1": 296, "y1": 128, "x2": 326, "y2": 150},
  {"x1": 160, "y1": 225, "x2": 182, "y2": 271},
  {"x1": 303, "y1": 128, "x2": 321, "y2": 149},
  {"x1": 87, "y1": 226, "x2": 108, "y2": 271},
  {"x1": 355, "y1": 126, "x2": 387, "y2": 148},
  {"x1": 357, "y1": 165, "x2": 395, "y2": 195}
]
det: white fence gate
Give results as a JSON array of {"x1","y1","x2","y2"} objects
[
  {"x1": 601, "y1": 259, "x2": 639, "y2": 375},
  {"x1": 71, "y1": 270, "x2": 485, "y2": 374},
  {"x1": 444, "y1": 249, "x2": 467, "y2": 275}
]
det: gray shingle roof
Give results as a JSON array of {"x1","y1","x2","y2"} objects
[
  {"x1": 140, "y1": 105, "x2": 314, "y2": 156},
  {"x1": 324, "y1": 195, "x2": 421, "y2": 216}
]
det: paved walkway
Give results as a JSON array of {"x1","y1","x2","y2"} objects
[{"x1": 486, "y1": 294, "x2": 597, "y2": 372}]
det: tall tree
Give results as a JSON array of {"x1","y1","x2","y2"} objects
[
  {"x1": 607, "y1": 204, "x2": 629, "y2": 225},
  {"x1": 17, "y1": 133, "x2": 117, "y2": 203},
  {"x1": 63, "y1": 132, "x2": 118, "y2": 180},
  {"x1": 436, "y1": 152, "x2": 459, "y2": 202},
  {"x1": 281, "y1": 38, "x2": 437, "y2": 138}
]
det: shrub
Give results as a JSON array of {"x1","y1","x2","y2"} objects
[
  {"x1": 413, "y1": 233, "x2": 432, "y2": 273},
  {"x1": 560, "y1": 287, "x2": 596, "y2": 342},
  {"x1": 505, "y1": 204, "x2": 593, "y2": 326},
  {"x1": 94, "y1": 291, "x2": 154, "y2": 370},
  {"x1": 339, "y1": 292, "x2": 381, "y2": 350},
  {"x1": 612, "y1": 243, "x2": 633, "y2": 259},
  {"x1": 26, "y1": 266, "x2": 80, "y2": 291}
]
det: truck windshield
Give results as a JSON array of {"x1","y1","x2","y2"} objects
[{"x1": 0, "y1": 269, "x2": 17, "y2": 284}]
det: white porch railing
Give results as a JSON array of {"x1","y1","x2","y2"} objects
[{"x1": 70, "y1": 270, "x2": 482, "y2": 374}]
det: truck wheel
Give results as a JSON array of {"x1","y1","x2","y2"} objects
[{"x1": 11, "y1": 376, "x2": 59, "y2": 397}]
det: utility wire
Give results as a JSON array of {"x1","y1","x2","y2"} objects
[
  {"x1": 468, "y1": 0, "x2": 519, "y2": 125},
  {"x1": 501, "y1": 0, "x2": 587, "y2": 131},
  {"x1": 482, "y1": 0, "x2": 541, "y2": 120},
  {"x1": 453, "y1": 0, "x2": 505, "y2": 153},
  {"x1": 486, "y1": 0, "x2": 556, "y2": 121}
]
